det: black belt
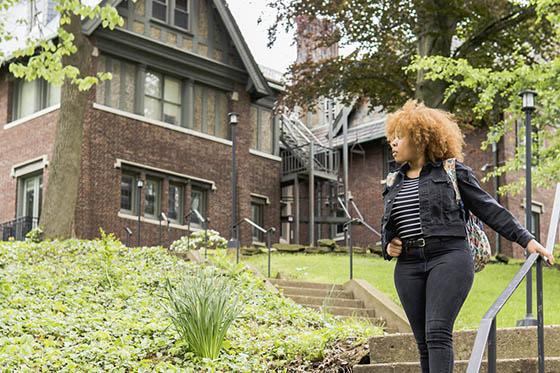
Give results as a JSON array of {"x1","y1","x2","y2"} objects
[
  {"x1": 402, "y1": 236, "x2": 465, "y2": 250},
  {"x1": 402, "y1": 237, "x2": 426, "y2": 249}
]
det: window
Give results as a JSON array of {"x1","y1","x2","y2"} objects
[
  {"x1": 530, "y1": 211, "x2": 541, "y2": 242},
  {"x1": 144, "y1": 71, "x2": 181, "y2": 125},
  {"x1": 12, "y1": 79, "x2": 61, "y2": 121},
  {"x1": 168, "y1": 182, "x2": 184, "y2": 223},
  {"x1": 151, "y1": 0, "x2": 189, "y2": 30},
  {"x1": 17, "y1": 172, "x2": 43, "y2": 222},
  {"x1": 174, "y1": 0, "x2": 189, "y2": 29},
  {"x1": 120, "y1": 173, "x2": 138, "y2": 214},
  {"x1": 95, "y1": 55, "x2": 136, "y2": 112},
  {"x1": 192, "y1": 83, "x2": 229, "y2": 139},
  {"x1": 251, "y1": 197, "x2": 265, "y2": 242},
  {"x1": 382, "y1": 140, "x2": 396, "y2": 180},
  {"x1": 144, "y1": 177, "x2": 162, "y2": 218},
  {"x1": 250, "y1": 105, "x2": 276, "y2": 154},
  {"x1": 152, "y1": 0, "x2": 167, "y2": 21},
  {"x1": 190, "y1": 186, "x2": 207, "y2": 227}
]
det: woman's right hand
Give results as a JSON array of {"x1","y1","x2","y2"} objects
[{"x1": 387, "y1": 237, "x2": 403, "y2": 257}]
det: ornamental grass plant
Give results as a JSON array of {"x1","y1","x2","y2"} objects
[{"x1": 163, "y1": 266, "x2": 242, "y2": 359}]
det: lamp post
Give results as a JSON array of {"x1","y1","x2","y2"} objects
[
  {"x1": 517, "y1": 89, "x2": 538, "y2": 327},
  {"x1": 136, "y1": 178, "x2": 144, "y2": 247},
  {"x1": 228, "y1": 112, "x2": 240, "y2": 261}
]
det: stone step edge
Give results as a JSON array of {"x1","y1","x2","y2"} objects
[
  {"x1": 354, "y1": 356, "x2": 560, "y2": 369},
  {"x1": 286, "y1": 294, "x2": 363, "y2": 305},
  {"x1": 269, "y1": 279, "x2": 344, "y2": 290},
  {"x1": 279, "y1": 286, "x2": 355, "y2": 298}
]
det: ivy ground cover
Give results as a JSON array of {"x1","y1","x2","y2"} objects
[{"x1": 0, "y1": 238, "x2": 380, "y2": 371}]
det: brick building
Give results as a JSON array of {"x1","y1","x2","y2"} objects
[
  {"x1": 0, "y1": 0, "x2": 281, "y2": 247},
  {"x1": 0, "y1": 3, "x2": 555, "y2": 258}
]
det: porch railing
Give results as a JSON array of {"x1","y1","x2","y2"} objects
[{"x1": 0, "y1": 216, "x2": 39, "y2": 241}]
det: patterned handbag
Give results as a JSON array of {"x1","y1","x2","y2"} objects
[{"x1": 443, "y1": 158, "x2": 491, "y2": 272}]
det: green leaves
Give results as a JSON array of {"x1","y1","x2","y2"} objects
[
  {"x1": 163, "y1": 267, "x2": 242, "y2": 359},
  {"x1": 1, "y1": 0, "x2": 124, "y2": 90},
  {"x1": 0, "y1": 239, "x2": 380, "y2": 371}
]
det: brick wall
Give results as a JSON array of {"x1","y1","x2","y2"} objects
[
  {"x1": 74, "y1": 81, "x2": 280, "y2": 247},
  {"x1": 0, "y1": 72, "x2": 58, "y2": 224}
]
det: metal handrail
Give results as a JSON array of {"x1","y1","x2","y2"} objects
[
  {"x1": 231, "y1": 218, "x2": 275, "y2": 276},
  {"x1": 350, "y1": 199, "x2": 381, "y2": 238},
  {"x1": 467, "y1": 183, "x2": 560, "y2": 373}
]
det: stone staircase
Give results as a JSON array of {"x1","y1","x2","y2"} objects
[
  {"x1": 353, "y1": 325, "x2": 560, "y2": 372},
  {"x1": 269, "y1": 279, "x2": 386, "y2": 327}
]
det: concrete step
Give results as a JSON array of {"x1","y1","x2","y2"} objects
[
  {"x1": 303, "y1": 304, "x2": 375, "y2": 318},
  {"x1": 354, "y1": 357, "x2": 560, "y2": 373},
  {"x1": 368, "y1": 326, "x2": 560, "y2": 363},
  {"x1": 337, "y1": 315, "x2": 388, "y2": 327},
  {"x1": 269, "y1": 278, "x2": 344, "y2": 291},
  {"x1": 286, "y1": 294, "x2": 364, "y2": 308},
  {"x1": 279, "y1": 286, "x2": 355, "y2": 299}
]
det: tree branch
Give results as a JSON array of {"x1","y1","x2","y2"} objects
[{"x1": 453, "y1": 6, "x2": 536, "y2": 59}]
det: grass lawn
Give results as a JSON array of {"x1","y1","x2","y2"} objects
[{"x1": 242, "y1": 252, "x2": 560, "y2": 330}]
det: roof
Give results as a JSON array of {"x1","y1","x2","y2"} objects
[
  {"x1": 311, "y1": 116, "x2": 387, "y2": 148},
  {"x1": 2, "y1": 0, "x2": 273, "y2": 97}
]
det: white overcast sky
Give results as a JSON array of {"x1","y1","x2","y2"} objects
[{"x1": 226, "y1": 0, "x2": 296, "y2": 74}]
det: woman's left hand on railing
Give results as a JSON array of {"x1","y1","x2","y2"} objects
[{"x1": 526, "y1": 239, "x2": 555, "y2": 265}]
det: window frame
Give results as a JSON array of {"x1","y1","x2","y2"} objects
[
  {"x1": 144, "y1": 69, "x2": 182, "y2": 125},
  {"x1": 120, "y1": 172, "x2": 139, "y2": 215},
  {"x1": 168, "y1": 181, "x2": 184, "y2": 224},
  {"x1": 250, "y1": 104, "x2": 276, "y2": 155},
  {"x1": 16, "y1": 171, "x2": 43, "y2": 221},
  {"x1": 190, "y1": 184, "x2": 208, "y2": 228},
  {"x1": 12, "y1": 78, "x2": 61, "y2": 121},
  {"x1": 143, "y1": 176, "x2": 162, "y2": 219},
  {"x1": 250, "y1": 197, "x2": 266, "y2": 243},
  {"x1": 150, "y1": 0, "x2": 190, "y2": 32}
]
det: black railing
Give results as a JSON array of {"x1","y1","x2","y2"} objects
[
  {"x1": 467, "y1": 183, "x2": 560, "y2": 373},
  {"x1": 0, "y1": 216, "x2": 39, "y2": 241},
  {"x1": 280, "y1": 142, "x2": 340, "y2": 176}
]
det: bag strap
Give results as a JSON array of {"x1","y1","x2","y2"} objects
[
  {"x1": 443, "y1": 158, "x2": 471, "y2": 222},
  {"x1": 443, "y1": 158, "x2": 461, "y2": 203}
]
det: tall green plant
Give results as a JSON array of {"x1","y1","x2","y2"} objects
[{"x1": 163, "y1": 267, "x2": 242, "y2": 359}]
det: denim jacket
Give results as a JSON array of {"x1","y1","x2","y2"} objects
[{"x1": 381, "y1": 160, "x2": 534, "y2": 261}]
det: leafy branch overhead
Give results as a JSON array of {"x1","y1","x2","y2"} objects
[
  {"x1": 1, "y1": 0, "x2": 123, "y2": 90},
  {"x1": 267, "y1": 0, "x2": 560, "y2": 193}
]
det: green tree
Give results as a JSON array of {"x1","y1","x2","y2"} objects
[
  {"x1": 1, "y1": 0, "x2": 122, "y2": 238},
  {"x1": 268, "y1": 0, "x2": 560, "y2": 194}
]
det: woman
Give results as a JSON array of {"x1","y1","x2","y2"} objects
[{"x1": 381, "y1": 100, "x2": 554, "y2": 373}]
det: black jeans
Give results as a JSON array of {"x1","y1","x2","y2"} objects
[{"x1": 394, "y1": 237, "x2": 474, "y2": 373}]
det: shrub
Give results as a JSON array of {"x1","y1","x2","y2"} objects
[
  {"x1": 25, "y1": 226, "x2": 44, "y2": 243},
  {"x1": 163, "y1": 266, "x2": 242, "y2": 359},
  {"x1": 170, "y1": 229, "x2": 227, "y2": 253}
]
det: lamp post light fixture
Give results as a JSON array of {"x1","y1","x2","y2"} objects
[
  {"x1": 520, "y1": 90, "x2": 537, "y2": 112},
  {"x1": 136, "y1": 178, "x2": 144, "y2": 247},
  {"x1": 229, "y1": 111, "x2": 240, "y2": 259},
  {"x1": 517, "y1": 89, "x2": 538, "y2": 327}
]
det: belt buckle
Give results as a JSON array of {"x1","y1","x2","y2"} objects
[{"x1": 417, "y1": 238, "x2": 426, "y2": 247}]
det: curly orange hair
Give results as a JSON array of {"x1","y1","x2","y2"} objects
[{"x1": 386, "y1": 100, "x2": 465, "y2": 162}]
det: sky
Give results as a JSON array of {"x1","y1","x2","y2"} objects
[{"x1": 226, "y1": 0, "x2": 296, "y2": 75}]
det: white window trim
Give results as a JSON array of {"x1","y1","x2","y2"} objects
[
  {"x1": 521, "y1": 199, "x2": 545, "y2": 214},
  {"x1": 249, "y1": 149, "x2": 281, "y2": 162},
  {"x1": 93, "y1": 103, "x2": 233, "y2": 147},
  {"x1": 3, "y1": 104, "x2": 60, "y2": 130},
  {"x1": 117, "y1": 211, "x2": 201, "y2": 231},
  {"x1": 11, "y1": 155, "x2": 49, "y2": 178},
  {"x1": 114, "y1": 158, "x2": 217, "y2": 191},
  {"x1": 250, "y1": 192, "x2": 270, "y2": 205}
]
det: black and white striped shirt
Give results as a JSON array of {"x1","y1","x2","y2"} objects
[{"x1": 391, "y1": 176, "x2": 423, "y2": 240}]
